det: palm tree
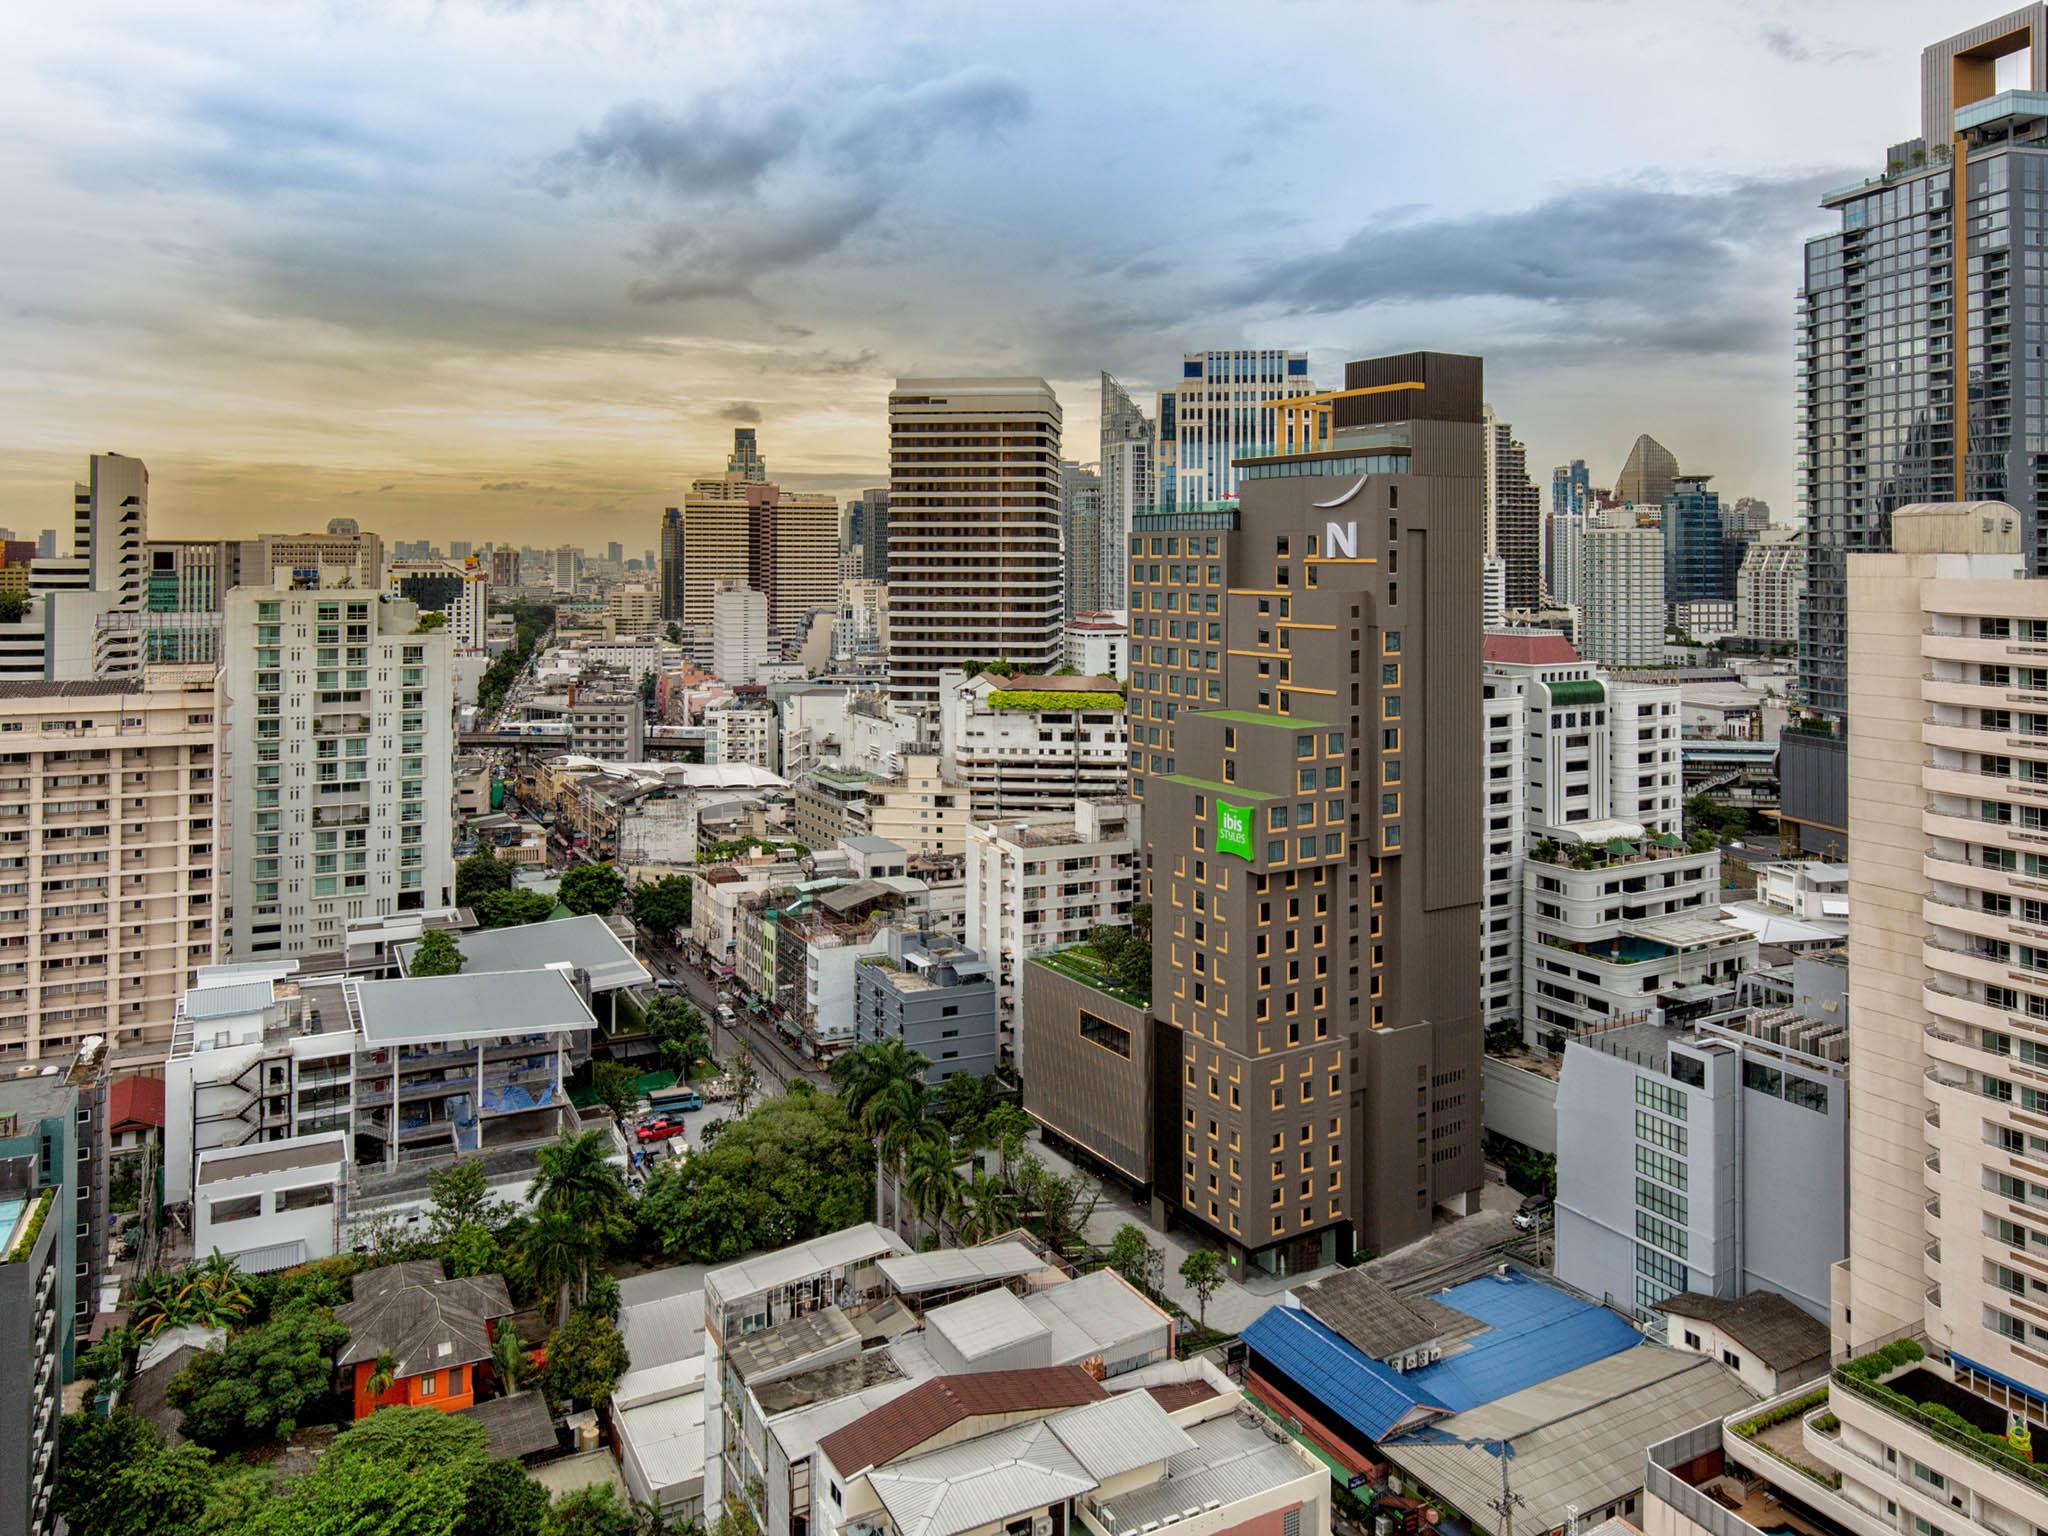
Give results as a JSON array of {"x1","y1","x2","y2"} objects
[
  {"x1": 489, "y1": 1321, "x2": 527, "y2": 1394},
  {"x1": 520, "y1": 1207, "x2": 588, "y2": 1327},
  {"x1": 902, "y1": 1136, "x2": 964, "y2": 1241},
  {"x1": 857, "y1": 1074, "x2": 932, "y2": 1233},
  {"x1": 366, "y1": 1352, "x2": 399, "y2": 1399},
  {"x1": 832, "y1": 1039, "x2": 931, "y2": 1124},
  {"x1": 955, "y1": 1169, "x2": 1020, "y2": 1245},
  {"x1": 528, "y1": 1129, "x2": 631, "y2": 1307}
]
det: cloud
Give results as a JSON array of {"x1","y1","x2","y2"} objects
[
  {"x1": 830, "y1": 66, "x2": 1031, "y2": 167},
  {"x1": 719, "y1": 401, "x2": 762, "y2": 424},
  {"x1": 554, "y1": 98, "x2": 803, "y2": 197},
  {"x1": 1758, "y1": 26, "x2": 1873, "y2": 65},
  {"x1": 1225, "y1": 173, "x2": 1846, "y2": 357},
  {"x1": 480, "y1": 479, "x2": 545, "y2": 491},
  {"x1": 626, "y1": 193, "x2": 883, "y2": 304}
]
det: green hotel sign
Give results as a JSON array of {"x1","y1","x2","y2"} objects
[{"x1": 1216, "y1": 800, "x2": 1255, "y2": 860}]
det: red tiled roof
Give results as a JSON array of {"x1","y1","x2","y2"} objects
[
  {"x1": 816, "y1": 1366, "x2": 1107, "y2": 1475},
  {"x1": 109, "y1": 1075, "x2": 165, "y2": 1131},
  {"x1": 1143, "y1": 1381, "x2": 1219, "y2": 1412},
  {"x1": 1482, "y1": 632, "x2": 1580, "y2": 665}
]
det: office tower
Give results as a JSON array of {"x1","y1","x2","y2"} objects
[
  {"x1": 1723, "y1": 496, "x2": 1772, "y2": 536},
  {"x1": 676, "y1": 431, "x2": 837, "y2": 652},
  {"x1": 240, "y1": 518, "x2": 384, "y2": 591},
  {"x1": 1482, "y1": 556, "x2": 1507, "y2": 627},
  {"x1": 551, "y1": 545, "x2": 579, "y2": 592},
  {"x1": 222, "y1": 576, "x2": 454, "y2": 959},
  {"x1": 1100, "y1": 374, "x2": 1154, "y2": 613},
  {"x1": 1544, "y1": 512, "x2": 1587, "y2": 606},
  {"x1": 143, "y1": 538, "x2": 235, "y2": 664},
  {"x1": 486, "y1": 546, "x2": 513, "y2": 588},
  {"x1": 1661, "y1": 472, "x2": 1732, "y2": 604},
  {"x1": 1482, "y1": 406, "x2": 1542, "y2": 610},
  {"x1": 1736, "y1": 528, "x2": 1803, "y2": 645},
  {"x1": 16, "y1": 453, "x2": 154, "y2": 681},
  {"x1": 1162, "y1": 349, "x2": 1314, "y2": 508},
  {"x1": 1127, "y1": 350, "x2": 1483, "y2": 1266},
  {"x1": 1550, "y1": 459, "x2": 1591, "y2": 515},
  {"x1": 1614, "y1": 433, "x2": 1679, "y2": 510},
  {"x1": 606, "y1": 540, "x2": 622, "y2": 567},
  {"x1": 384, "y1": 557, "x2": 489, "y2": 649},
  {"x1": 35, "y1": 529, "x2": 54, "y2": 559},
  {"x1": 711, "y1": 579, "x2": 771, "y2": 685},
  {"x1": 1580, "y1": 510, "x2": 1665, "y2": 667},
  {"x1": 1060, "y1": 461, "x2": 1105, "y2": 619},
  {"x1": 727, "y1": 427, "x2": 766, "y2": 482},
  {"x1": 886, "y1": 378, "x2": 1063, "y2": 704},
  {"x1": 848, "y1": 488, "x2": 891, "y2": 584},
  {"x1": 1840, "y1": 500, "x2": 2048, "y2": 1505},
  {"x1": 659, "y1": 507, "x2": 685, "y2": 622},
  {"x1": 0, "y1": 667, "x2": 222, "y2": 1060},
  {"x1": 449, "y1": 540, "x2": 472, "y2": 560}
]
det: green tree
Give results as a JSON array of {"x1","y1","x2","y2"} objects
[
  {"x1": 167, "y1": 1303, "x2": 350, "y2": 1449},
  {"x1": 643, "y1": 995, "x2": 710, "y2": 1076},
  {"x1": 955, "y1": 1168, "x2": 1021, "y2": 1244},
  {"x1": 1111, "y1": 940, "x2": 1151, "y2": 997},
  {"x1": 1178, "y1": 1249, "x2": 1226, "y2": 1334},
  {"x1": 458, "y1": 1459, "x2": 551, "y2": 1536},
  {"x1": 831, "y1": 1038, "x2": 930, "y2": 1124},
  {"x1": 0, "y1": 592, "x2": 25, "y2": 624},
  {"x1": 247, "y1": 1406, "x2": 486, "y2": 1535},
  {"x1": 540, "y1": 1311, "x2": 630, "y2": 1412},
  {"x1": 57, "y1": 1411, "x2": 171, "y2": 1533},
  {"x1": 131, "y1": 1251, "x2": 255, "y2": 1338},
  {"x1": 590, "y1": 1060, "x2": 641, "y2": 1126},
  {"x1": 631, "y1": 875, "x2": 693, "y2": 936},
  {"x1": 414, "y1": 610, "x2": 451, "y2": 632},
  {"x1": 1087, "y1": 924, "x2": 1129, "y2": 964},
  {"x1": 490, "y1": 1317, "x2": 531, "y2": 1394},
  {"x1": 558, "y1": 862, "x2": 626, "y2": 916},
  {"x1": 982, "y1": 1103, "x2": 1031, "y2": 1183},
  {"x1": 728, "y1": 1035, "x2": 760, "y2": 1115},
  {"x1": 411, "y1": 928, "x2": 466, "y2": 977},
  {"x1": 427, "y1": 1157, "x2": 497, "y2": 1236},
  {"x1": 902, "y1": 1135, "x2": 963, "y2": 1234},
  {"x1": 1106, "y1": 1222, "x2": 1157, "y2": 1293},
  {"x1": 932, "y1": 1072, "x2": 997, "y2": 1141},
  {"x1": 457, "y1": 847, "x2": 516, "y2": 906},
  {"x1": 475, "y1": 887, "x2": 556, "y2": 929},
  {"x1": 526, "y1": 1130, "x2": 631, "y2": 1315},
  {"x1": 1013, "y1": 1154, "x2": 1098, "y2": 1257},
  {"x1": 546, "y1": 1483, "x2": 640, "y2": 1536}
]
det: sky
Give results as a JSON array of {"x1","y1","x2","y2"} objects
[{"x1": 0, "y1": 0, "x2": 1976, "y2": 550}]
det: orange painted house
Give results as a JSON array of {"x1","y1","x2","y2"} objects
[{"x1": 335, "y1": 1260, "x2": 515, "y2": 1421}]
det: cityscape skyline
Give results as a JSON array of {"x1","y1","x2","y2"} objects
[{"x1": 0, "y1": 0, "x2": 1957, "y2": 544}]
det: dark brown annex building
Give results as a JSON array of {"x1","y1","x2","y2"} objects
[{"x1": 1024, "y1": 352, "x2": 1485, "y2": 1278}]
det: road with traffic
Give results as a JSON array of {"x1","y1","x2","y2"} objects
[{"x1": 637, "y1": 938, "x2": 832, "y2": 1096}]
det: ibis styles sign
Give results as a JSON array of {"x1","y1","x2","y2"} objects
[{"x1": 1216, "y1": 800, "x2": 1255, "y2": 861}]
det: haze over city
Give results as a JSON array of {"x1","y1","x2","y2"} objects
[{"x1": 0, "y1": 0, "x2": 1955, "y2": 541}]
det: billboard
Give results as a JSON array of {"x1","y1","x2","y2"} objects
[{"x1": 1216, "y1": 800, "x2": 1255, "y2": 861}]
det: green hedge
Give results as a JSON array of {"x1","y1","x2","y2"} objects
[
  {"x1": 1733, "y1": 1386, "x2": 1831, "y2": 1439},
  {"x1": 987, "y1": 690, "x2": 1124, "y2": 712},
  {"x1": 4, "y1": 1188, "x2": 52, "y2": 1263},
  {"x1": 1840, "y1": 1338, "x2": 1924, "y2": 1381}
]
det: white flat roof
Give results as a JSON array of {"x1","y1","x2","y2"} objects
[{"x1": 352, "y1": 967, "x2": 594, "y2": 1043}]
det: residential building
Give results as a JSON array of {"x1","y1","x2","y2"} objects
[
  {"x1": 1673, "y1": 599, "x2": 1737, "y2": 642},
  {"x1": 1060, "y1": 460, "x2": 1105, "y2": 620},
  {"x1": 1545, "y1": 510, "x2": 1588, "y2": 606},
  {"x1": 866, "y1": 755, "x2": 971, "y2": 857},
  {"x1": 848, "y1": 488, "x2": 891, "y2": 585},
  {"x1": 1615, "y1": 433, "x2": 1680, "y2": 510},
  {"x1": 608, "y1": 583, "x2": 664, "y2": 638},
  {"x1": 221, "y1": 576, "x2": 454, "y2": 960},
  {"x1": 1484, "y1": 405, "x2": 1542, "y2": 610},
  {"x1": 192, "y1": 1131, "x2": 348, "y2": 1275},
  {"x1": 747, "y1": 880, "x2": 922, "y2": 1056},
  {"x1": 566, "y1": 684, "x2": 645, "y2": 761},
  {"x1": 1161, "y1": 349, "x2": 1314, "y2": 508},
  {"x1": 144, "y1": 538, "x2": 236, "y2": 664},
  {"x1": 709, "y1": 704, "x2": 777, "y2": 772},
  {"x1": 385, "y1": 556, "x2": 489, "y2": 650},
  {"x1": 1555, "y1": 1007, "x2": 1847, "y2": 1323},
  {"x1": 552, "y1": 544, "x2": 579, "y2": 593},
  {"x1": 1064, "y1": 610, "x2": 1128, "y2": 680},
  {"x1": 492, "y1": 546, "x2": 518, "y2": 589},
  {"x1": 678, "y1": 433, "x2": 840, "y2": 656},
  {"x1": 940, "y1": 671, "x2": 1128, "y2": 817},
  {"x1": 0, "y1": 668, "x2": 222, "y2": 1061},
  {"x1": 1482, "y1": 556, "x2": 1507, "y2": 628},
  {"x1": 1582, "y1": 512, "x2": 1667, "y2": 667},
  {"x1": 966, "y1": 798, "x2": 1138, "y2": 1047},
  {"x1": 1735, "y1": 528, "x2": 1802, "y2": 646},
  {"x1": 712, "y1": 580, "x2": 772, "y2": 685},
  {"x1": 834, "y1": 578, "x2": 886, "y2": 665},
  {"x1": 660, "y1": 506, "x2": 685, "y2": 623},
  {"x1": 1099, "y1": 372, "x2": 1152, "y2": 613},
  {"x1": 0, "y1": 1042, "x2": 102, "y2": 1382},
  {"x1": 0, "y1": 452, "x2": 155, "y2": 682},
  {"x1": 1552, "y1": 458, "x2": 1591, "y2": 515},
  {"x1": 1663, "y1": 474, "x2": 1733, "y2": 605},
  {"x1": 852, "y1": 926, "x2": 997, "y2": 1081},
  {"x1": 239, "y1": 518, "x2": 383, "y2": 593},
  {"x1": 886, "y1": 378, "x2": 1065, "y2": 703},
  {"x1": 337, "y1": 1260, "x2": 513, "y2": 1418},
  {"x1": 1652, "y1": 1291, "x2": 1830, "y2": 1398},
  {"x1": 0, "y1": 1150, "x2": 63, "y2": 1536},
  {"x1": 1129, "y1": 350, "x2": 1485, "y2": 1269}
]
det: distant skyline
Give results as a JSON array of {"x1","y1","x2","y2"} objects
[{"x1": 0, "y1": 0, "x2": 1955, "y2": 544}]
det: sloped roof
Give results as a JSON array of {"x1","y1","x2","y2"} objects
[
  {"x1": 1295, "y1": 1267, "x2": 1462, "y2": 1360},
  {"x1": 336, "y1": 1261, "x2": 514, "y2": 1378},
  {"x1": 458, "y1": 1391, "x2": 560, "y2": 1460},
  {"x1": 109, "y1": 1075, "x2": 165, "y2": 1131},
  {"x1": 1482, "y1": 632, "x2": 1580, "y2": 665},
  {"x1": 816, "y1": 1365, "x2": 1107, "y2": 1476},
  {"x1": 1654, "y1": 1290, "x2": 1829, "y2": 1371}
]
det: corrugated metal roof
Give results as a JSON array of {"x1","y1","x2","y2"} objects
[
  {"x1": 876, "y1": 1240, "x2": 1046, "y2": 1294},
  {"x1": 1047, "y1": 1392, "x2": 1196, "y2": 1479},
  {"x1": 818, "y1": 1366, "x2": 1106, "y2": 1476},
  {"x1": 1096, "y1": 1411, "x2": 1315, "y2": 1530},
  {"x1": 1024, "y1": 1270, "x2": 1171, "y2": 1364},
  {"x1": 868, "y1": 1418, "x2": 1096, "y2": 1536},
  {"x1": 706, "y1": 1222, "x2": 905, "y2": 1305},
  {"x1": 614, "y1": 1378, "x2": 707, "y2": 1497},
  {"x1": 1241, "y1": 1307, "x2": 1446, "y2": 1442},
  {"x1": 620, "y1": 1289, "x2": 705, "y2": 1373},
  {"x1": 352, "y1": 966, "x2": 593, "y2": 1042},
  {"x1": 184, "y1": 978, "x2": 275, "y2": 1020},
  {"x1": 396, "y1": 913, "x2": 650, "y2": 992},
  {"x1": 930, "y1": 1287, "x2": 1047, "y2": 1362}
]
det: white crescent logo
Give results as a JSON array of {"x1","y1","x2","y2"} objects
[{"x1": 1313, "y1": 476, "x2": 1371, "y2": 509}]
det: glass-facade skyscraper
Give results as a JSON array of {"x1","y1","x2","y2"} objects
[
  {"x1": 1551, "y1": 458, "x2": 1590, "y2": 515},
  {"x1": 1662, "y1": 474, "x2": 1731, "y2": 604},
  {"x1": 1162, "y1": 349, "x2": 1313, "y2": 508}
]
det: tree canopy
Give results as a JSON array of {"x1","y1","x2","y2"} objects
[
  {"x1": 456, "y1": 847, "x2": 516, "y2": 907},
  {"x1": 410, "y1": 929, "x2": 465, "y2": 977},
  {"x1": 539, "y1": 1311, "x2": 630, "y2": 1412},
  {"x1": 167, "y1": 1303, "x2": 350, "y2": 1448},
  {"x1": 558, "y1": 862, "x2": 625, "y2": 916},
  {"x1": 630, "y1": 874, "x2": 692, "y2": 935},
  {"x1": 474, "y1": 887, "x2": 555, "y2": 929}
]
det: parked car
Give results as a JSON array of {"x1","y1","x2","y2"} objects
[
  {"x1": 635, "y1": 1117, "x2": 687, "y2": 1143},
  {"x1": 1512, "y1": 1193, "x2": 1552, "y2": 1231}
]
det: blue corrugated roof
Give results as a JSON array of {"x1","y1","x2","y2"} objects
[
  {"x1": 1242, "y1": 1306, "x2": 1448, "y2": 1441},
  {"x1": 1243, "y1": 1271, "x2": 1640, "y2": 1445}
]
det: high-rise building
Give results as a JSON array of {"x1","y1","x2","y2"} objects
[
  {"x1": 659, "y1": 507, "x2": 685, "y2": 623},
  {"x1": 1483, "y1": 406, "x2": 1542, "y2": 610},
  {"x1": 385, "y1": 557, "x2": 489, "y2": 650},
  {"x1": 1551, "y1": 459, "x2": 1591, "y2": 515},
  {"x1": 1544, "y1": 512, "x2": 1588, "y2": 606},
  {"x1": 0, "y1": 667, "x2": 221, "y2": 1061},
  {"x1": 606, "y1": 541, "x2": 623, "y2": 567},
  {"x1": 1482, "y1": 555, "x2": 1507, "y2": 628},
  {"x1": 1060, "y1": 461, "x2": 1104, "y2": 619},
  {"x1": 449, "y1": 540, "x2": 472, "y2": 560},
  {"x1": 1736, "y1": 528, "x2": 1803, "y2": 645},
  {"x1": 1100, "y1": 373, "x2": 1154, "y2": 614},
  {"x1": 143, "y1": 538, "x2": 235, "y2": 664},
  {"x1": 8, "y1": 453, "x2": 157, "y2": 683},
  {"x1": 1614, "y1": 433, "x2": 1679, "y2": 510},
  {"x1": 1162, "y1": 349, "x2": 1314, "y2": 508},
  {"x1": 551, "y1": 545, "x2": 579, "y2": 593},
  {"x1": 676, "y1": 430, "x2": 838, "y2": 654},
  {"x1": 1662, "y1": 473, "x2": 1732, "y2": 605},
  {"x1": 1580, "y1": 512, "x2": 1666, "y2": 667},
  {"x1": 239, "y1": 518, "x2": 384, "y2": 592},
  {"x1": 1126, "y1": 350, "x2": 1484, "y2": 1267},
  {"x1": 222, "y1": 575, "x2": 454, "y2": 959},
  {"x1": 886, "y1": 378, "x2": 1063, "y2": 704},
  {"x1": 0, "y1": 1073, "x2": 73, "y2": 1535},
  {"x1": 711, "y1": 579, "x2": 771, "y2": 685},
  {"x1": 1722, "y1": 496, "x2": 1772, "y2": 536},
  {"x1": 848, "y1": 488, "x2": 891, "y2": 584},
  {"x1": 490, "y1": 546, "x2": 518, "y2": 589},
  {"x1": 727, "y1": 427, "x2": 766, "y2": 482}
]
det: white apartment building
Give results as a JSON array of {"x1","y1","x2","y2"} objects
[
  {"x1": 238, "y1": 519, "x2": 384, "y2": 593},
  {"x1": 1479, "y1": 632, "x2": 1685, "y2": 1034},
  {"x1": 966, "y1": 798, "x2": 1139, "y2": 1058},
  {"x1": 1581, "y1": 515, "x2": 1666, "y2": 669},
  {"x1": 0, "y1": 666, "x2": 222, "y2": 1062},
  {"x1": 1483, "y1": 556, "x2": 1508, "y2": 628},
  {"x1": 887, "y1": 378, "x2": 1065, "y2": 703},
  {"x1": 709, "y1": 705, "x2": 776, "y2": 772},
  {"x1": 384, "y1": 557, "x2": 489, "y2": 651},
  {"x1": 0, "y1": 453, "x2": 154, "y2": 683},
  {"x1": 939, "y1": 670, "x2": 1128, "y2": 817},
  {"x1": 1065, "y1": 610, "x2": 1128, "y2": 680},
  {"x1": 1736, "y1": 530, "x2": 1802, "y2": 646},
  {"x1": 222, "y1": 576, "x2": 455, "y2": 961},
  {"x1": 833, "y1": 578, "x2": 886, "y2": 664},
  {"x1": 712, "y1": 580, "x2": 771, "y2": 685},
  {"x1": 1546, "y1": 511, "x2": 1587, "y2": 607}
]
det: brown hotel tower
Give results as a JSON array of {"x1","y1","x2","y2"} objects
[{"x1": 1128, "y1": 352, "x2": 1484, "y2": 1273}]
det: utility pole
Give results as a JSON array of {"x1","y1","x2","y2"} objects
[{"x1": 1488, "y1": 1445, "x2": 1524, "y2": 1536}]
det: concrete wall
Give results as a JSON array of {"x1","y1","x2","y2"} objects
[{"x1": 1480, "y1": 1056, "x2": 1558, "y2": 1155}]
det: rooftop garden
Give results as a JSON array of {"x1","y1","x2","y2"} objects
[
  {"x1": 1830, "y1": 1340, "x2": 2048, "y2": 1491},
  {"x1": 987, "y1": 689, "x2": 1125, "y2": 712},
  {"x1": 1033, "y1": 916, "x2": 1151, "y2": 1008},
  {"x1": 1530, "y1": 831, "x2": 1707, "y2": 869},
  {"x1": 2, "y1": 1187, "x2": 51, "y2": 1263}
]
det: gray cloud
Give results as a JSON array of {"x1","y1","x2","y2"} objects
[
  {"x1": 719, "y1": 401, "x2": 763, "y2": 424},
  {"x1": 830, "y1": 66, "x2": 1030, "y2": 166},
  {"x1": 627, "y1": 193, "x2": 883, "y2": 304},
  {"x1": 556, "y1": 98, "x2": 803, "y2": 197},
  {"x1": 1226, "y1": 173, "x2": 1846, "y2": 357},
  {"x1": 1758, "y1": 26, "x2": 1873, "y2": 65}
]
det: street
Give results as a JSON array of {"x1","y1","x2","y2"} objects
[{"x1": 636, "y1": 938, "x2": 831, "y2": 1097}]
